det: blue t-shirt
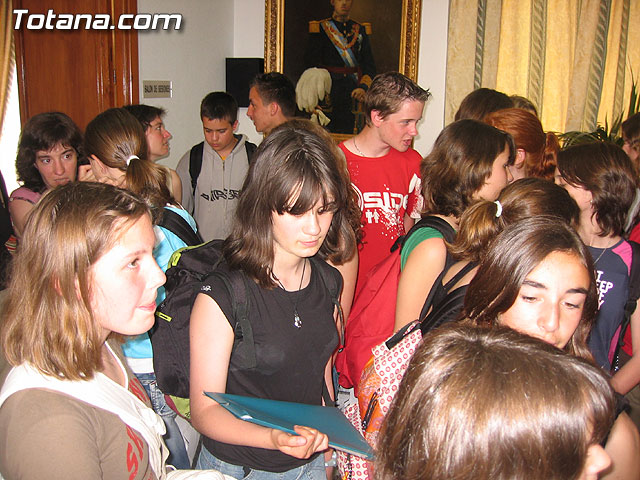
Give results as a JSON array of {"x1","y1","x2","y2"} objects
[
  {"x1": 588, "y1": 240, "x2": 632, "y2": 370},
  {"x1": 121, "y1": 206, "x2": 198, "y2": 360}
]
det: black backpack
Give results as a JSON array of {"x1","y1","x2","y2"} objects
[
  {"x1": 188, "y1": 137, "x2": 257, "y2": 193},
  {"x1": 151, "y1": 241, "x2": 343, "y2": 402},
  {"x1": 157, "y1": 208, "x2": 203, "y2": 247},
  {"x1": 151, "y1": 240, "x2": 240, "y2": 400},
  {"x1": 417, "y1": 261, "x2": 477, "y2": 335}
]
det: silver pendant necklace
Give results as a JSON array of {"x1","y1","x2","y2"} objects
[
  {"x1": 353, "y1": 137, "x2": 366, "y2": 157},
  {"x1": 273, "y1": 259, "x2": 307, "y2": 328},
  {"x1": 590, "y1": 236, "x2": 616, "y2": 266},
  {"x1": 593, "y1": 246, "x2": 609, "y2": 265}
]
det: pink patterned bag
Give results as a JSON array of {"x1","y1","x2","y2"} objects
[{"x1": 337, "y1": 320, "x2": 423, "y2": 480}]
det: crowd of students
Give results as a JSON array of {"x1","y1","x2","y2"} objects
[{"x1": 0, "y1": 71, "x2": 640, "y2": 480}]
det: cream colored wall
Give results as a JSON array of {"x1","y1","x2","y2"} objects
[
  {"x1": 232, "y1": 0, "x2": 265, "y2": 147},
  {"x1": 137, "y1": 0, "x2": 235, "y2": 169},
  {"x1": 136, "y1": 0, "x2": 449, "y2": 167},
  {"x1": 415, "y1": 0, "x2": 449, "y2": 156}
]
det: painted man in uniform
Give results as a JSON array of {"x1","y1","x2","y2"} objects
[{"x1": 304, "y1": 0, "x2": 376, "y2": 134}]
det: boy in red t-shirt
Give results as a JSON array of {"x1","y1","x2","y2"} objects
[{"x1": 339, "y1": 72, "x2": 430, "y2": 285}]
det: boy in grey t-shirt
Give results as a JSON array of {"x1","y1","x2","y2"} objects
[{"x1": 176, "y1": 92, "x2": 256, "y2": 241}]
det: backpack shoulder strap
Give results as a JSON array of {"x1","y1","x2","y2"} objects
[
  {"x1": 421, "y1": 260, "x2": 476, "y2": 318},
  {"x1": 626, "y1": 241, "x2": 640, "y2": 304},
  {"x1": 420, "y1": 284, "x2": 469, "y2": 334},
  {"x1": 618, "y1": 241, "x2": 640, "y2": 337},
  {"x1": 419, "y1": 261, "x2": 477, "y2": 333},
  {"x1": 412, "y1": 215, "x2": 456, "y2": 244},
  {"x1": 311, "y1": 256, "x2": 344, "y2": 405},
  {"x1": 311, "y1": 256, "x2": 344, "y2": 341},
  {"x1": 411, "y1": 216, "x2": 457, "y2": 272},
  {"x1": 442, "y1": 260, "x2": 477, "y2": 291},
  {"x1": 310, "y1": 256, "x2": 342, "y2": 303},
  {"x1": 211, "y1": 268, "x2": 256, "y2": 369},
  {"x1": 392, "y1": 215, "x2": 456, "y2": 253},
  {"x1": 188, "y1": 141, "x2": 205, "y2": 194},
  {"x1": 244, "y1": 141, "x2": 257, "y2": 164},
  {"x1": 612, "y1": 240, "x2": 640, "y2": 368},
  {"x1": 158, "y1": 208, "x2": 204, "y2": 247}
]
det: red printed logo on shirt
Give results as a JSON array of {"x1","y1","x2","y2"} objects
[
  {"x1": 126, "y1": 425, "x2": 145, "y2": 479},
  {"x1": 129, "y1": 377, "x2": 149, "y2": 404}
]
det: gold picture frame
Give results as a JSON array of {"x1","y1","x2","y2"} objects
[{"x1": 264, "y1": 0, "x2": 422, "y2": 140}]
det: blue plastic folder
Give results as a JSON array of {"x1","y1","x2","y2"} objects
[{"x1": 204, "y1": 392, "x2": 374, "y2": 459}]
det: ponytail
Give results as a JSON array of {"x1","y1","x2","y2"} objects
[
  {"x1": 447, "y1": 178, "x2": 579, "y2": 262},
  {"x1": 84, "y1": 108, "x2": 174, "y2": 209},
  {"x1": 125, "y1": 156, "x2": 173, "y2": 209},
  {"x1": 447, "y1": 200, "x2": 505, "y2": 262},
  {"x1": 542, "y1": 132, "x2": 559, "y2": 179}
]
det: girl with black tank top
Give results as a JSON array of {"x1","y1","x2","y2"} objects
[
  {"x1": 395, "y1": 120, "x2": 516, "y2": 332},
  {"x1": 189, "y1": 120, "x2": 358, "y2": 479}
]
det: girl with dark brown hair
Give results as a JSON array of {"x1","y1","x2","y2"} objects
[
  {"x1": 463, "y1": 217, "x2": 640, "y2": 479},
  {"x1": 9, "y1": 111, "x2": 83, "y2": 237},
  {"x1": 555, "y1": 142, "x2": 639, "y2": 387},
  {"x1": 376, "y1": 323, "x2": 614, "y2": 480},
  {"x1": 190, "y1": 119, "x2": 357, "y2": 479},
  {"x1": 394, "y1": 119, "x2": 515, "y2": 331}
]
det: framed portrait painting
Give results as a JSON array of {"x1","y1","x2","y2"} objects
[{"x1": 265, "y1": 0, "x2": 422, "y2": 139}]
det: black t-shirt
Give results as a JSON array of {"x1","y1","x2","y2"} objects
[{"x1": 198, "y1": 255, "x2": 340, "y2": 472}]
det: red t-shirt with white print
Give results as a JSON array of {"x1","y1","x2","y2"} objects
[{"x1": 340, "y1": 143, "x2": 422, "y2": 285}]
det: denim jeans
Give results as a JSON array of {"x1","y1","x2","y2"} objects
[
  {"x1": 136, "y1": 372, "x2": 191, "y2": 469},
  {"x1": 196, "y1": 445, "x2": 326, "y2": 480}
]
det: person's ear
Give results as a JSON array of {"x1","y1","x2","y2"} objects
[
  {"x1": 582, "y1": 444, "x2": 611, "y2": 479},
  {"x1": 89, "y1": 154, "x2": 106, "y2": 170},
  {"x1": 89, "y1": 155, "x2": 109, "y2": 182},
  {"x1": 232, "y1": 120, "x2": 239, "y2": 132},
  {"x1": 586, "y1": 190, "x2": 594, "y2": 207},
  {"x1": 269, "y1": 102, "x2": 279, "y2": 117},
  {"x1": 510, "y1": 148, "x2": 527, "y2": 172},
  {"x1": 371, "y1": 110, "x2": 384, "y2": 127}
]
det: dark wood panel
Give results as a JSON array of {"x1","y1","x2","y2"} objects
[
  {"x1": 112, "y1": 0, "x2": 139, "y2": 110},
  {"x1": 13, "y1": 0, "x2": 138, "y2": 130}
]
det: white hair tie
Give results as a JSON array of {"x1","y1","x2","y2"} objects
[
  {"x1": 125, "y1": 154, "x2": 139, "y2": 167},
  {"x1": 494, "y1": 200, "x2": 503, "y2": 218}
]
